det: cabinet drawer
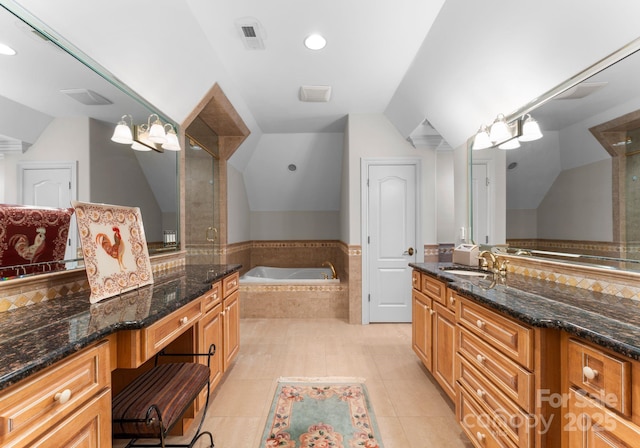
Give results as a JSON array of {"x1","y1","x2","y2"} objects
[
  {"x1": 421, "y1": 274, "x2": 447, "y2": 305},
  {"x1": 0, "y1": 340, "x2": 110, "y2": 447},
  {"x1": 143, "y1": 299, "x2": 203, "y2": 359},
  {"x1": 567, "y1": 388, "x2": 640, "y2": 447},
  {"x1": 203, "y1": 281, "x2": 222, "y2": 312},
  {"x1": 567, "y1": 338, "x2": 631, "y2": 417},
  {"x1": 458, "y1": 355, "x2": 533, "y2": 448},
  {"x1": 223, "y1": 272, "x2": 240, "y2": 297},
  {"x1": 458, "y1": 297, "x2": 534, "y2": 370},
  {"x1": 457, "y1": 387, "x2": 518, "y2": 448},
  {"x1": 412, "y1": 270, "x2": 421, "y2": 290},
  {"x1": 458, "y1": 327, "x2": 534, "y2": 412}
]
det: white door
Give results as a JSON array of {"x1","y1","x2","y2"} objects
[
  {"x1": 19, "y1": 162, "x2": 77, "y2": 262},
  {"x1": 368, "y1": 164, "x2": 417, "y2": 323},
  {"x1": 472, "y1": 163, "x2": 489, "y2": 244}
]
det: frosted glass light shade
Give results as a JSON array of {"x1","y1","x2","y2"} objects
[
  {"x1": 473, "y1": 127, "x2": 492, "y2": 150},
  {"x1": 489, "y1": 114, "x2": 510, "y2": 143},
  {"x1": 519, "y1": 115, "x2": 543, "y2": 141},
  {"x1": 148, "y1": 121, "x2": 166, "y2": 144},
  {"x1": 162, "y1": 130, "x2": 181, "y2": 151},
  {"x1": 111, "y1": 122, "x2": 133, "y2": 144}
]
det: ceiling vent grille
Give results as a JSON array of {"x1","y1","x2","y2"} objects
[
  {"x1": 61, "y1": 88, "x2": 112, "y2": 105},
  {"x1": 299, "y1": 85, "x2": 332, "y2": 102},
  {"x1": 236, "y1": 19, "x2": 265, "y2": 50}
]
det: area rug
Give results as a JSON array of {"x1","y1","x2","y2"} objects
[{"x1": 260, "y1": 377, "x2": 384, "y2": 448}]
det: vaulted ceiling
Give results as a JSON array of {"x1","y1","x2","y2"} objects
[{"x1": 5, "y1": 0, "x2": 640, "y2": 212}]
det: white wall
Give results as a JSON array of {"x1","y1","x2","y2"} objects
[
  {"x1": 2, "y1": 117, "x2": 90, "y2": 204},
  {"x1": 345, "y1": 113, "x2": 437, "y2": 246},
  {"x1": 537, "y1": 159, "x2": 612, "y2": 241},
  {"x1": 244, "y1": 133, "x2": 343, "y2": 211},
  {"x1": 436, "y1": 150, "x2": 455, "y2": 243},
  {"x1": 227, "y1": 164, "x2": 250, "y2": 243},
  {"x1": 506, "y1": 209, "x2": 537, "y2": 239},
  {"x1": 250, "y1": 211, "x2": 340, "y2": 240}
]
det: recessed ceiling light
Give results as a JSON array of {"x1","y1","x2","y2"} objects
[
  {"x1": 304, "y1": 34, "x2": 326, "y2": 50},
  {"x1": 0, "y1": 42, "x2": 16, "y2": 56}
]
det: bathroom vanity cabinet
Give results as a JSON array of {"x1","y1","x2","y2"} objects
[
  {"x1": 412, "y1": 268, "x2": 561, "y2": 448},
  {"x1": 0, "y1": 264, "x2": 241, "y2": 448},
  {"x1": 0, "y1": 340, "x2": 111, "y2": 448},
  {"x1": 411, "y1": 270, "x2": 457, "y2": 401}
]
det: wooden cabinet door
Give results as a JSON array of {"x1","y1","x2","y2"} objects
[
  {"x1": 29, "y1": 389, "x2": 110, "y2": 448},
  {"x1": 223, "y1": 290, "x2": 240, "y2": 371},
  {"x1": 412, "y1": 289, "x2": 432, "y2": 371},
  {"x1": 433, "y1": 301, "x2": 457, "y2": 401},
  {"x1": 197, "y1": 303, "x2": 223, "y2": 412}
]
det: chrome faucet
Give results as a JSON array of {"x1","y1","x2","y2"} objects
[{"x1": 322, "y1": 261, "x2": 338, "y2": 279}]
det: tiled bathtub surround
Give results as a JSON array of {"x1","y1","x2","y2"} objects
[{"x1": 239, "y1": 283, "x2": 348, "y2": 319}]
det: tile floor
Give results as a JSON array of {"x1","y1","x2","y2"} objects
[
  {"x1": 207, "y1": 318, "x2": 473, "y2": 447},
  {"x1": 117, "y1": 318, "x2": 473, "y2": 447}
]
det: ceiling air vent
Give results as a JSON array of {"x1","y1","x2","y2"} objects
[
  {"x1": 236, "y1": 19, "x2": 265, "y2": 50},
  {"x1": 61, "y1": 88, "x2": 112, "y2": 105},
  {"x1": 299, "y1": 85, "x2": 332, "y2": 102}
]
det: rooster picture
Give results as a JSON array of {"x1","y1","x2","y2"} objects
[
  {"x1": 96, "y1": 226, "x2": 126, "y2": 271},
  {"x1": 9, "y1": 227, "x2": 46, "y2": 263}
]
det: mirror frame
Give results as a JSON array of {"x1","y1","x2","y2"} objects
[{"x1": 469, "y1": 36, "x2": 640, "y2": 270}]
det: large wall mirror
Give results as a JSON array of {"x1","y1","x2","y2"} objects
[
  {"x1": 0, "y1": 4, "x2": 179, "y2": 277},
  {"x1": 472, "y1": 37, "x2": 640, "y2": 272}
]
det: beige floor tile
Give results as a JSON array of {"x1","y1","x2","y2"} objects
[
  {"x1": 207, "y1": 378, "x2": 273, "y2": 417},
  {"x1": 384, "y1": 378, "x2": 455, "y2": 417},
  {"x1": 374, "y1": 353, "x2": 432, "y2": 380},
  {"x1": 325, "y1": 353, "x2": 382, "y2": 379},
  {"x1": 364, "y1": 379, "x2": 398, "y2": 417},
  {"x1": 400, "y1": 415, "x2": 474, "y2": 448},
  {"x1": 116, "y1": 318, "x2": 470, "y2": 447},
  {"x1": 205, "y1": 416, "x2": 265, "y2": 448},
  {"x1": 376, "y1": 416, "x2": 412, "y2": 448}
]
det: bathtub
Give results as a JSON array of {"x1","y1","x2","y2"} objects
[{"x1": 240, "y1": 266, "x2": 339, "y2": 284}]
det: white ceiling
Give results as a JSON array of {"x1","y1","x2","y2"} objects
[{"x1": 6, "y1": 0, "x2": 640, "y2": 214}]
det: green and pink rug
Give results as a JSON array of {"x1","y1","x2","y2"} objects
[{"x1": 260, "y1": 378, "x2": 384, "y2": 448}]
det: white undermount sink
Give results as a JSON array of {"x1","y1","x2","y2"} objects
[{"x1": 440, "y1": 267, "x2": 489, "y2": 277}]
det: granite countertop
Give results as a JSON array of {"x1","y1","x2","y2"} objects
[
  {"x1": 0, "y1": 264, "x2": 241, "y2": 391},
  {"x1": 411, "y1": 262, "x2": 640, "y2": 361}
]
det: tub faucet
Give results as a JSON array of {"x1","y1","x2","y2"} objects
[{"x1": 322, "y1": 261, "x2": 338, "y2": 279}]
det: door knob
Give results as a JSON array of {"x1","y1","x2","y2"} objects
[{"x1": 404, "y1": 247, "x2": 414, "y2": 256}]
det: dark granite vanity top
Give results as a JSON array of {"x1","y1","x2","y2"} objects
[
  {"x1": 0, "y1": 264, "x2": 241, "y2": 391},
  {"x1": 411, "y1": 262, "x2": 640, "y2": 361}
]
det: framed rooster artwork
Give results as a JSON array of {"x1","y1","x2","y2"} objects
[{"x1": 72, "y1": 201, "x2": 153, "y2": 303}]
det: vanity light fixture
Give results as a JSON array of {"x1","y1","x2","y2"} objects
[
  {"x1": 473, "y1": 113, "x2": 542, "y2": 150},
  {"x1": 111, "y1": 113, "x2": 181, "y2": 151},
  {"x1": 518, "y1": 114, "x2": 543, "y2": 142}
]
